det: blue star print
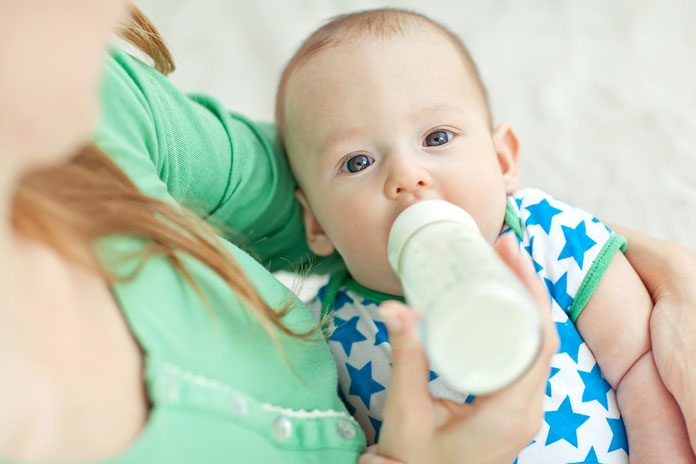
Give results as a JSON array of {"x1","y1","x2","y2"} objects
[
  {"x1": 558, "y1": 222, "x2": 597, "y2": 269},
  {"x1": 579, "y1": 363, "x2": 612, "y2": 410},
  {"x1": 347, "y1": 361, "x2": 385, "y2": 409},
  {"x1": 318, "y1": 285, "x2": 354, "y2": 310},
  {"x1": 570, "y1": 447, "x2": 605, "y2": 464},
  {"x1": 319, "y1": 189, "x2": 630, "y2": 463},
  {"x1": 544, "y1": 396, "x2": 590, "y2": 447},
  {"x1": 374, "y1": 320, "x2": 388, "y2": 346},
  {"x1": 592, "y1": 216, "x2": 613, "y2": 234},
  {"x1": 331, "y1": 316, "x2": 367, "y2": 357},
  {"x1": 531, "y1": 258, "x2": 543, "y2": 272},
  {"x1": 555, "y1": 320, "x2": 584, "y2": 363},
  {"x1": 525, "y1": 237, "x2": 544, "y2": 272},
  {"x1": 544, "y1": 272, "x2": 573, "y2": 312},
  {"x1": 607, "y1": 417, "x2": 629, "y2": 454},
  {"x1": 334, "y1": 289, "x2": 355, "y2": 311},
  {"x1": 525, "y1": 236, "x2": 535, "y2": 256},
  {"x1": 546, "y1": 367, "x2": 561, "y2": 397},
  {"x1": 525, "y1": 199, "x2": 562, "y2": 234},
  {"x1": 317, "y1": 284, "x2": 328, "y2": 302},
  {"x1": 338, "y1": 389, "x2": 356, "y2": 416},
  {"x1": 369, "y1": 416, "x2": 383, "y2": 442}
]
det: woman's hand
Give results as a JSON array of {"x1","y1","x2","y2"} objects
[
  {"x1": 359, "y1": 445, "x2": 402, "y2": 464},
  {"x1": 376, "y1": 234, "x2": 559, "y2": 464},
  {"x1": 615, "y1": 225, "x2": 696, "y2": 449},
  {"x1": 648, "y1": 251, "x2": 696, "y2": 427}
]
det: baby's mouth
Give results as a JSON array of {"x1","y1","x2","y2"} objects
[{"x1": 394, "y1": 192, "x2": 442, "y2": 218}]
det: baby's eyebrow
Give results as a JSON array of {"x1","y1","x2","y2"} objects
[
  {"x1": 319, "y1": 126, "x2": 366, "y2": 155},
  {"x1": 317, "y1": 104, "x2": 467, "y2": 155},
  {"x1": 412, "y1": 103, "x2": 466, "y2": 120}
]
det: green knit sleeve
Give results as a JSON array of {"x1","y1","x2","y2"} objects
[{"x1": 94, "y1": 48, "x2": 343, "y2": 272}]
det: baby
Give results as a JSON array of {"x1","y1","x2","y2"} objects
[{"x1": 276, "y1": 8, "x2": 693, "y2": 464}]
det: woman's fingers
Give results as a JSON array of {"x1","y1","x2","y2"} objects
[
  {"x1": 378, "y1": 301, "x2": 433, "y2": 459},
  {"x1": 358, "y1": 445, "x2": 403, "y2": 464},
  {"x1": 358, "y1": 452, "x2": 403, "y2": 464},
  {"x1": 432, "y1": 398, "x2": 474, "y2": 428},
  {"x1": 380, "y1": 301, "x2": 431, "y2": 411}
]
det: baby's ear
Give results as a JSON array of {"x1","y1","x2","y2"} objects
[
  {"x1": 295, "y1": 189, "x2": 335, "y2": 257},
  {"x1": 493, "y1": 124, "x2": 520, "y2": 194}
]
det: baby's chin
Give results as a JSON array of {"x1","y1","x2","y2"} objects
[{"x1": 476, "y1": 204, "x2": 510, "y2": 246}]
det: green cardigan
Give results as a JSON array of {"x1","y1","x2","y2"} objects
[{"x1": 90, "y1": 49, "x2": 363, "y2": 463}]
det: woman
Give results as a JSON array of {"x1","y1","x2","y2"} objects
[
  {"x1": 617, "y1": 226, "x2": 696, "y2": 452},
  {"x1": 0, "y1": 3, "x2": 554, "y2": 462},
  {"x1": 0, "y1": 2, "x2": 693, "y2": 462}
]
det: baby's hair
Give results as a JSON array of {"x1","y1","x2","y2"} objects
[{"x1": 275, "y1": 8, "x2": 492, "y2": 140}]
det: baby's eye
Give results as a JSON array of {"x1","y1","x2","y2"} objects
[
  {"x1": 340, "y1": 154, "x2": 375, "y2": 173},
  {"x1": 423, "y1": 130, "x2": 454, "y2": 147}
]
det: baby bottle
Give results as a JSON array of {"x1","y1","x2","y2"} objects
[{"x1": 387, "y1": 200, "x2": 542, "y2": 394}]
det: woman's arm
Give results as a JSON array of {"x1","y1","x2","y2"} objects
[
  {"x1": 613, "y1": 225, "x2": 696, "y2": 449},
  {"x1": 94, "y1": 48, "x2": 342, "y2": 272},
  {"x1": 612, "y1": 225, "x2": 696, "y2": 300}
]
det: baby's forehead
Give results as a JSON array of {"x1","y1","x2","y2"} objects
[
  {"x1": 281, "y1": 27, "x2": 493, "y2": 157},
  {"x1": 289, "y1": 43, "x2": 483, "y2": 123},
  {"x1": 313, "y1": 27, "x2": 468, "y2": 72},
  {"x1": 289, "y1": 30, "x2": 484, "y2": 106}
]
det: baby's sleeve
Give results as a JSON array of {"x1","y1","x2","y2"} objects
[{"x1": 510, "y1": 188, "x2": 627, "y2": 323}]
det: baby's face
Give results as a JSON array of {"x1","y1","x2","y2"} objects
[{"x1": 284, "y1": 29, "x2": 519, "y2": 294}]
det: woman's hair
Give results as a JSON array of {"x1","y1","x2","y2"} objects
[{"x1": 12, "y1": 4, "x2": 316, "y2": 342}]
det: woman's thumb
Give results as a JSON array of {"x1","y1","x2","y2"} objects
[{"x1": 381, "y1": 301, "x2": 431, "y2": 412}]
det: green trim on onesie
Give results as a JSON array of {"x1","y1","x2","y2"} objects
[
  {"x1": 504, "y1": 200, "x2": 524, "y2": 241},
  {"x1": 345, "y1": 278, "x2": 406, "y2": 304},
  {"x1": 567, "y1": 233, "x2": 628, "y2": 323},
  {"x1": 320, "y1": 269, "x2": 349, "y2": 337},
  {"x1": 320, "y1": 271, "x2": 405, "y2": 330}
]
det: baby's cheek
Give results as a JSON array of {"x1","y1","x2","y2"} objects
[
  {"x1": 443, "y1": 180, "x2": 508, "y2": 243},
  {"x1": 335, "y1": 212, "x2": 383, "y2": 251},
  {"x1": 334, "y1": 207, "x2": 388, "y2": 257}
]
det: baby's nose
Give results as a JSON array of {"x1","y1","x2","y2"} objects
[
  {"x1": 395, "y1": 179, "x2": 427, "y2": 194},
  {"x1": 386, "y1": 171, "x2": 432, "y2": 199}
]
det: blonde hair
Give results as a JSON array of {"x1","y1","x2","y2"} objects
[
  {"x1": 12, "y1": 4, "x2": 318, "y2": 342},
  {"x1": 275, "y1": 8, "x2": 492, "y2": 138}
]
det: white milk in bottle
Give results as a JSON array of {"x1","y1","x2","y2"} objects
[{"x1": 387, "y1": 200, "x2": 542, "y2": 394}]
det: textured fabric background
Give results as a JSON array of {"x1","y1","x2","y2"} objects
[{"x1": 138, "y1": 0, "x2": 696, "y2": 296}]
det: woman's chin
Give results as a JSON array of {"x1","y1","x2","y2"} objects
[{"x1": 17, "y1": 106, "x2": 97, "y2": 172}]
